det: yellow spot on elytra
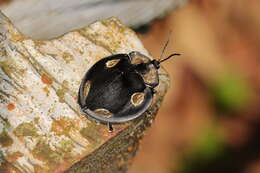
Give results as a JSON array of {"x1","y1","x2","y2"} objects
[
  {"x1": 131, "y1": 92, "x2": 145, "y2": 106},
  {"x1": 94, "y1": 108, "x2": 112, "y2": 118},
  {"x1": 83, "y1": 81, "x2": 91, "y2": 97},
  {"x1": 106, "y1": 59, "x2": 120, "y2": 68}
]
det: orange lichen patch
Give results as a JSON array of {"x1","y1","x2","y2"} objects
[
  {"x1": 51, "y1": 122, "x2": 64, "y2": 135},
  {"x1": 6, "y1": 103, "x2": 15, "y2": 111},
  {"x1": 6, "y1": 152, "x2": 23, "y2": 162},
  {"x1": 51, "y1": 117, "x2": 79, "y2": 136},
  {"x1": 0, "y1": 131, "x2": 13, "y2": 147},
  {"x1": 41, "y1": 74, "x2": 53, "y2": 85}
]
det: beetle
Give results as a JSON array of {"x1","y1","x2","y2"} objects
[{"x1": 78, "y1": 50, "x2": 180, "y2": 132}]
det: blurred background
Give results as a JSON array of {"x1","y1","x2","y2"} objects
[
  {"x1": 130, "y1": 1, "x2": 260, "y2": 173},
  {"x1": 1, "y1": 0, "x2": 260, "y2": 173}
]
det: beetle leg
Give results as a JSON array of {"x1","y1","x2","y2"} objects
[
  {"x1": 146, "y1": 109, "x2": 152, "y2": 115},
  {"x1": 108, "y1": 122, "x2": 113, "y2": 132},
  {"x1": 145, "y1": 84, "x2": 157, "y2": 95},
  {"x1": 151, "y1": 88, "x2": 157, "y2": 95},
  {"x1": 81, "y1": 106, "x2": 88, "y2": 114}
]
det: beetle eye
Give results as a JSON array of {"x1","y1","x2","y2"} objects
[{"x1": 151, "y1": 60, "x2": 160, "y2": 69}]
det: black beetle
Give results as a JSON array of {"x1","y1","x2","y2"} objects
[{"x1": 78, "y1": 50, "x2": 180, "y2": 132}]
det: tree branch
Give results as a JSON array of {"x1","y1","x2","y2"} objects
[{"x1": 0, "y1": 12, "x2": 169, "y2": 173}]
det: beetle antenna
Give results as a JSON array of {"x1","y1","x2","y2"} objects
[
  {"x1": 159, "y1": 30, "x2": 172, "y2": 61},
  {"x1": 159, "y1": 53, "x2": 181, "y2": 63}
]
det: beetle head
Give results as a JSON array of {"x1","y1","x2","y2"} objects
[{"x1": 151, "y1": 53, "x2": 181, "y2": 69}]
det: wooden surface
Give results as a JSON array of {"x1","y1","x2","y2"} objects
[
  {"x1": 0, "y1": 0, "x2": 187, "y2": 39},
  {"x1": 0, "y1": 11, "x2": 169, "y2": 173}
]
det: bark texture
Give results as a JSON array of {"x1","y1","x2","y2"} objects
[{"x1": 0, "y1": 12, "x2": 169, "y2": 173}]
